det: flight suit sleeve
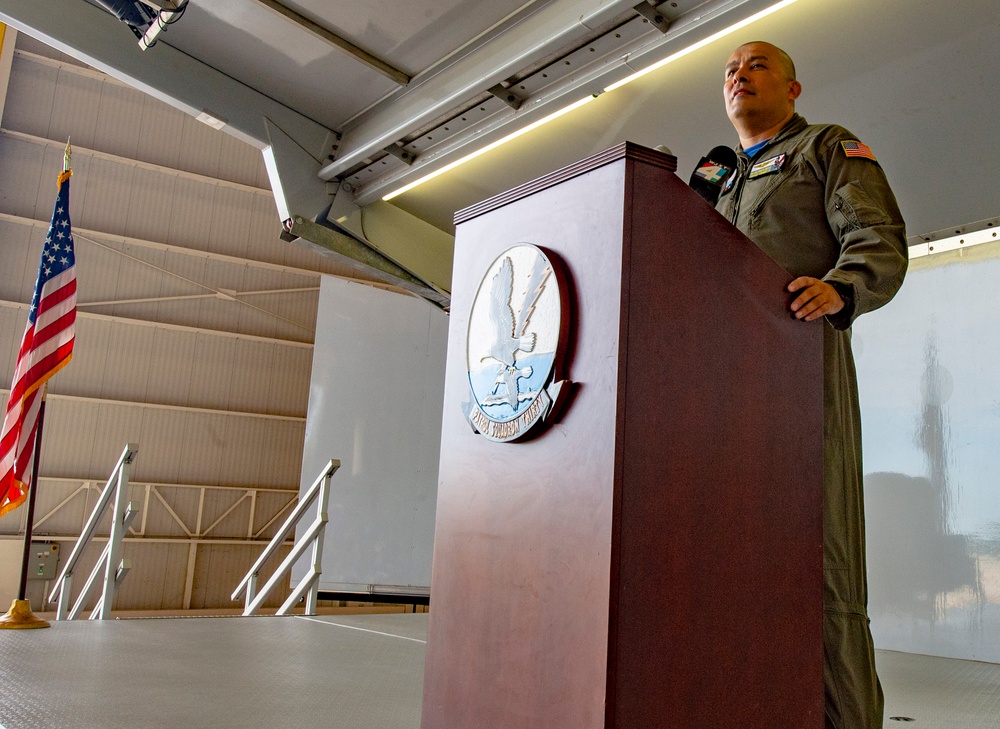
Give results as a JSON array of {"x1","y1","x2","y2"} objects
[{"x1": 819, "y1": 131, "x2": 908, "y2": 330}]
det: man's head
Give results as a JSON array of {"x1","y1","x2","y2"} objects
[{"x1": 723, "y1": 42, "x2": 802, "y2": 146}]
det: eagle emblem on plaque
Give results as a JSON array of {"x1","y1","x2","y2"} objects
[{"x1": 466, "y1": 244, "x2": 568, "y2": 442}]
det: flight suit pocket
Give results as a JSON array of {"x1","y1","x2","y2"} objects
[
  {"x1": 747, "y1": 162, "x2": 799, "y2": 229},
  {"x1": 830, "y1": 181, "x2": 892, "y2": 234}
]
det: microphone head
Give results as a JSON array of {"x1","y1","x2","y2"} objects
[
  {"x1": 689, "y1": 146, "x2": 739, "y2": 205},
  {"x1": 653, "y1": 144, "x2": 674, "y2": 156}
]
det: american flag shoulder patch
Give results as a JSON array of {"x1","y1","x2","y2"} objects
[{"x1": 841, "y1": 140, "x2": 877, "y2": 161}]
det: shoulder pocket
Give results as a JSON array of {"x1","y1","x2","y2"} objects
[{"x1": 829, "y1": 181, "x2": 891, "y2": 233}]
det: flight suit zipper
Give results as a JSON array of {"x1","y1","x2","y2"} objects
[{"x1": 728, "y1": 155, "x2": 752, "y2": 224}]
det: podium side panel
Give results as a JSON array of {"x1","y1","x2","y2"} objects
[{"x1": 612, "y1": 165, "x2": 825, "y2": 727}]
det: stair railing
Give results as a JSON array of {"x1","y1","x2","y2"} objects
[
  {"x1": 48, "y1": 443, "x2": 140, "y2": 620},
  {"x1": 232, "y1": 459, "x2": 340, "y2": 616}
]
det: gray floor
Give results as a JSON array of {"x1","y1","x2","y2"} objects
[
  {"x1": 1, "y1": 613, "x2": 997, "y2": 728},
  {"x1": 0, "y1": 613, "x2": 427, "y2": 729}
]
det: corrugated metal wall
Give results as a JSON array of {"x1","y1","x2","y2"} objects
[{"x1": 0, "y1": 33, "x2": 369, "y2": 612}]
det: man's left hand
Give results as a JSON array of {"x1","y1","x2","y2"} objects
[{"x1": 787, "y1": 277, "x2": 844, "y2": 321}]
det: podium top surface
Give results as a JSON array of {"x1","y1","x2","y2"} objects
[{"x1": 453, "y1": 141, "x2": 678, "y2": 225}]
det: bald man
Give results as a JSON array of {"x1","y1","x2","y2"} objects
[{"x1": 716, "y1": 42, "x2": 908, "y2": 729}]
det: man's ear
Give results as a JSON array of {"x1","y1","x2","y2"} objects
[{"x1": 788, "y1": 79, "x2": 803, "y2": 101}]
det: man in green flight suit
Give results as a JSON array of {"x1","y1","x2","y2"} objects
[{"x1": 715, "y1": 42, "x2": 908, "y2": 728}]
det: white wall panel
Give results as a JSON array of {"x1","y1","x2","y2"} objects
[
  {"x1": 176, "y1": 113, "x2": 225, "y2": 182},
  {"x1": 2, "y1": 54, "x2": 57, "y2": 134},
  {"x1": 90, "y1": 317, "x2": 156, "y2": 404},
  {"x1": 0, "y1": 218, "x2": 35, "y2": 301},
  {"x1": 0, "y1": 134, "x2": 46, "y2": 218},
  {"x1": 218, "y1": 130, "x2": 268, "y2": 190},
  {"x1": 90, "y1": 79, "x2": 143, "y2": 161},
  {"x1": 75, "y1": 155, "x2": 134, "y2": 234},
  {"x1": 0, "y1": 307, "x2": 26, "y2": 376},
  {"x1": 191, "y1": 542, "x2": 290, "y2": 610},
  {"x1": 120, "y1": 166, "x2": 178, "y2": 244},
  {"x1": 114, "y1": 541, "x2": 191, "y2": 610},
  {"x1": 30, "y1": 398, "x2": 302, "y2": 487},
  {"x1": 135, "y1": 94, "x2": 187, "y2": 173},
  {"x1": 206, "y1": 185, "x2": 253, "y2": 259},
  {"x1": 163, "y1": 174, "x2": 217, "y2": 250},
  {"x1": 45, "y1": 68, "x2": 102, "y2": 149}
]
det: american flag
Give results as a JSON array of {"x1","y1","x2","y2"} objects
[
  {"x1": 0, "y1": 169, "x2": 77, "y2": 517},
  {"x1": 841, "y1": 140, "x2": 877, "y2": 161}
]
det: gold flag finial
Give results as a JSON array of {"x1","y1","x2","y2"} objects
[{"x1": 63, "y1": 138, "x2": 72, "y2": 172}]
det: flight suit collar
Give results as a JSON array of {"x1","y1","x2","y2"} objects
[{"x1": 737, "y1": 113, "x2": 809, "y2": 160}]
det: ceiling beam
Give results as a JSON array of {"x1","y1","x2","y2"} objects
[
  {"x1": 319, "y1": 0, "x2": 640, "y2": 180},
  {"x1": 248, "y1": 0, "x2": 410, "y2": 86}
]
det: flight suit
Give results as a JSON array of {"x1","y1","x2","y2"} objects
[{"x1": 716, "y1": 113, "x2": 908, "y2": 729}]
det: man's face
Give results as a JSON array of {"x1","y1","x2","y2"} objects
[{"x1": 723, "y1": 43, "x2": 800, "y2": 128}]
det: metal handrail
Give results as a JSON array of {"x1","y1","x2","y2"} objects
[
  {"x1": 232, "y1": 459, "x2": 340, "y2": 616},
  {"x1": 47, "y1": 443, "x2": 140, "y2": 620}
]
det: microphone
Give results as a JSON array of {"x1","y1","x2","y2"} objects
[{"x1": 689, "y1": 146, "x2": 739, "y2": 205}]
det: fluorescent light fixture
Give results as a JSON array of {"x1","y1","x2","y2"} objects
[
  {"x1": 262, "y1": 145, "x2": 291, "y2": 222},
  {"x1": 382, "y1": 95, "x2": 595, "y2": 201},
  {"x1": 604, "y1": 0, "x2": 802, "y2": 92},
  {"x1": 380, "y1": 0, "x2": 802, "y2": 201}
]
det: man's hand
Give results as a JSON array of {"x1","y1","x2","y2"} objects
[{"x1": 787, "y1": 277, "x2": 844, "y2": 321}]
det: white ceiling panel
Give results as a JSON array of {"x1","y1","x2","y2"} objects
[
  {"x1": 2, "y1": 53, "x2": 60, "y2": 136},
  {"x1": 89, "y1": 79, "x2": 144, "y2": 159},
  {"x1": 87, "y1": 316, "x2": 157, "y2": 404},
  {"x1": 287, "y1": 0, "x2": 548, "y2": 74},
  {"x1": 206, "y1": 186, "x2": 255, "y2": 259},
  {"x1": 43, "y1": 65, "x2": 103, "y2": 147},
  {"x1": 0, "y1": 134, "x2": 47, "y2": 218},
  {"x1": 163, "y1": 1, "x2": 398, "y2": 127},
  {"x1": 0, "y1": 218, "x2": 35, "y2": 301}
]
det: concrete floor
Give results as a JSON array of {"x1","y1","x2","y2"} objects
[{"x1": 0, "y1": 613, "x2": 997, "y2": 728}]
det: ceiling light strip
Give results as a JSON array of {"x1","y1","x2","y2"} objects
[
  {"x1": 382, "y1": 95, "x2": 595, "y2": 201},
  {"x1": 380, "y1": 0, "x2": 801, "y2": 201},
  {"x1": 604, "y1": 0, "x2": 801, "y2": 91}
]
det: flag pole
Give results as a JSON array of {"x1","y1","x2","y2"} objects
[
  {"x1": 0, "y1": 379, "x2": 52, "y2": 631},
  {"x1": 15, "y1": 389, "x2": 48, "y2": 579}
]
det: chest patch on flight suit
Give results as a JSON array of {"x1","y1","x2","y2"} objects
[{"x1": 748, "y1": 153, "x2": 787, "y2": 179}]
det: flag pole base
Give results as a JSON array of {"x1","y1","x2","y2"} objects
[{"x1": 0, "y1": 599, "x2": 50, "y2": 629}]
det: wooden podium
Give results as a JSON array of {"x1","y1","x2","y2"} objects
[{"x1": 422, "y1": 143, "x2": 824, "y2": 728}]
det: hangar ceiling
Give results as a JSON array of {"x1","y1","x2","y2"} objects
[{"x1": 1, "y1": 0, "x2": 998, "y2": 296}]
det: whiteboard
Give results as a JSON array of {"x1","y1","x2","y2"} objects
[{"x1": 291, "y1": 277, "x2": 448, "y2": 596}]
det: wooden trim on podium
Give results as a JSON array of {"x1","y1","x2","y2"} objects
[{"x1": 454, "y1": 141, "x2": 678, "y2": 225}]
